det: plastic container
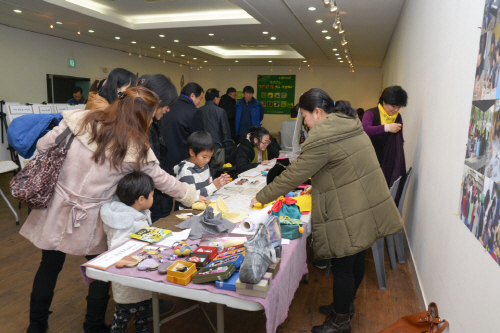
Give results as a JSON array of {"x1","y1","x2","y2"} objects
[
  {"x1": 166, "y1": 260, "x2": 197, "y2": 285},
  {"x1": 192, "y1": 264, "x2": 236, "y2": 284}
]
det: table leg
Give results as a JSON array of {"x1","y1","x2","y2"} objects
[
  {"x1": 152, "y1": 292, "x2": 160, "y2": 333},
  {"x1": 217, "y1": 303, "x2": 224, "y2": 333}
]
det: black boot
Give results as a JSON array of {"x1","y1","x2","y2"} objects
[
  {"x1": 311, "y1": 310, "x2": 351, "y2": 333},
  {"x1": 319, "y1": 302, "x2": 355, "y2": 318},
  {"x1": 27, "y1": 294, "x2": 53, "y2": 333},
  {"x1": 83, "y1": 295, "x2": 110, "y2": 333}
]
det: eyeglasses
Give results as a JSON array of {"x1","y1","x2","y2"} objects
[{"x1": 259, "y1": 140, "x2": 271, "y2": 145}]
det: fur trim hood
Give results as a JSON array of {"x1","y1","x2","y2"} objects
[
  {"x1": 100, "y1": 197, "x2": 151, "y2": 230},
  {"x1": 62, "y1": 109, "x2": 158, "y2": 164}
]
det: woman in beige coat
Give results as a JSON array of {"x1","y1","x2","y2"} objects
[
  {"x1": 251, "y1": 88, "x2": 402, "y2": 333},
  {"x1": 21, "y1": 87, "x2": 200, "y2": 333}
]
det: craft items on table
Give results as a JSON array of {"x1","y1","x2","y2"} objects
[
  {"x1": 290, "y1": 194, "x2": 312, "y2": 213},
  {"x1": 235, "y1": 178, "x2": 249, "y2": 185},
  {"x1": 208, "y1": 253, "x2": 244, "y2": 269},
  {"x1": 167, "y1": 254, "x2": 179, "y2": 261},
  {"x1": 158, "y1": 261, "x2": 174, "y2": 274},
  {"x1": 192, "y1": 264, "x2": 236, "y2": 284},
  {"x1": 266, "y1": 258, "x2": 281, "y2": 279},
  {"x1": 192, "y1": 201, "x2": 209, "y2": 211},
  {"x1": 129, "y1": 226, "x2": 172, "y2": 243},
  {"x1": 176, "y1": 212, "x2": 193, "y2": 220},
  {"x1": 213, "y1": 244, "x2": 245, "y2": 260},
  {"x1": 115, "y1": 255, "x2": 144, "y2": 268},
  {"x1": 279, "y1": 216, "x2": 304, "y2": 240},
  {"x1": 166, "y1": 261, "x2": 197, "y2": 285},
  {"x1": 192, "y1": 246, "x2": 219, "y2": 261},
  {"x1": 187, "y1": 252, "x2": 210, "y2": 268},
  {"x1": 270, "y1": 196, "x2": 302, "y2": 220},
  {"x1": 175, "y1": 206, "x2": 235, "y2": 239},
  {"x1": 236, "y1": 272, "x2": 273, "y2": 298},
  {"x1": 156, "y1": 229, "x2": 191, "y2": 247},
  {"x1": 215, "y1": 270, "x2": 240, "y2": 291},
  {"x1": 137, "y1": 258, "x2": 160, "y2": 272},
  {"x1": 84, "y1": 240, "x2": 147, "y2": 270},
  {"x1": 173, "y1": 241, "x2": 191, "y2": 256},
  {"x1": 240, "y1": 206, "x2": 273, "y2": 233}
]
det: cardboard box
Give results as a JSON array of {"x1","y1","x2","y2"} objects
[
  {"x1": 266, "y1": 258, "x2": 281, "y2": 279},
  {"x1": 235, "y1": 272, "x2": 272, "y2": 298},
  {"x1": 216, "y1": 271, "x2": 240, "y2": 291},
  {"x1": 192, "y1": 264, "x2": 235, "y2": 284},
  {"x1": 187, "y1": 252, "x2": 210, "y2": 268},
  {"x1": 166, "y1": 260, "x2": 197, "y2": 286},
  {"x1": 192, "y1": 246, "x2": 218, "y2": 261},
  {"x1": 208, "y1": 253, "x2": 244, "y2": 269}
]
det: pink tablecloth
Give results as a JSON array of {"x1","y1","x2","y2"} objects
[{"x1": 80, "y1": 223, "x2": 308, "y2": 333}]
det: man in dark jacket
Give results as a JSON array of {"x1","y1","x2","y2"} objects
[
  {"x1": 199, "y1": 88, "x2": 231, "y2": 146},
  {"x1": 218, "y1": 87, "x2": 237, "y2": 140},
  {"x1": 235, "y1": 86, "x2": 264, "y2": 139},
  {"x1": 161, "y1": 82, "x2": 204, "y2": 175}
]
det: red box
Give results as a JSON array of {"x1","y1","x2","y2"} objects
[{"x1": 193, "y1": 246, "x2": 218, "y2": 261}]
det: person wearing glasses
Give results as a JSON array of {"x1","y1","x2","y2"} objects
[{"x1": 235, "y1": 125, "x2": 279, "y2": 173}]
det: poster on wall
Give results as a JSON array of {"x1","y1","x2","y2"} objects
[
  {"x1": 459, "y1": 0, "x2": 500, "y2": 266},
  {"x1": 256, "y1": 75, "x2": 296, "y2": 115}
]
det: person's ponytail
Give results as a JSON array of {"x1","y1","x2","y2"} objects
[{"x1": 299, "y1": 88, "x2": 356, "y2": 119}]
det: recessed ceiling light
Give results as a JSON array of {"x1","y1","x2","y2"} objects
[
  {"x1": 131, "y1": 41, "x2": 136, "y2": 43},
  {"x1": 208, "y1": 33, "x2": 214, "y2": 36},
  {"x1": 151, "y1": 46, "x2": 155, "y2": 48},
  {"x1": 316, "y1": 20, "x2": 323, "y2": 23},
  {"x1": 193, "y1": 57, "x2": 197, "y2": 60},
  {"x1": 56, "y1": 21, "x2": 63, "y2": 24},
  {"x1": 325, "y1": 36, "x2": 331, "y2": 39},
  {"x1": 167, "y1": 50, "x2": 171, "y2": 53},
  {"x1": 115, "y1": 37, "x2": 120, "y2": 39},
  {"x1": 268, "y1": 60, "x2": 272, "y2": 63},
  {"x1": 181, "y1": 54, "x2": 185, "y2": 57},
  {"x1": 308, "y1": 7, "x2": 316, "y2": 11},
  {"x1": 335, "y1": 53, "x2": 339, "y2": 55},
  {"x1": 270, "y1": 37, "x2": 276, "y2": 40},
  {"x1": 262, "y1": 31, "x2": 269, "y2": 34},
  {"x1": 204, "y1": 60, "x2": 208, "y2": 63},
  {"x1": 322, "y1": 30, "x2": 328, "y2": 33},
  {"x1": 235, "y1": 60, "x2": 239, "y2": 62},
  {"x1": 340, "y1": 61, "x2": 344, "y2": 63},
  {"x1": 337, "y1": 57, "x2": 341, "y2": 59},
  {"x1": 88, "y1": 30, "x2": 94, "y2": 33},
  {"x1": 159, "y1": 34, "x2": 165, "y2": 37},
  {"x1": 332, "y1": 48, "x2": 337, "y2": 51},
  {"x1": 13, "y1": 9, "x2": 22, "y2": 13},
  {"x1": 174, "y1": 40, "x2": 179, "y2": 42},
  {"x1": 303, "y1": 60, "x2": 307, "y2": 63}
]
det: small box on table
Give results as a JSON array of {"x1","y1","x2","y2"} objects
[
  {"x1": 207, "y1": 253, "x2": 244, "y2": 269},
  {"x1": 192, "y1": 246, "x2": 218, "y2": 261},
  {"x1": 187, "y1": 252, "x2": 210, "y2": 268},
  {"x1": 215, "y1": 271, "x2": 240, "y2": 291},
  {"x1": 266, "y1": 258, "x2": 281, "y2": 279},
  {"x1": 192, "y1": 264, "x2": 236, "y2": 284},
  {"x1": 235, "y1": 272, "x2": 272, "y2": 298},
  {"x1": 166, "y1": 260, "x2": 197, "y2": 286}
]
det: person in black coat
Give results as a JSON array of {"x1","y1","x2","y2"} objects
[
  {"x1": 235, "y1": 126, "x2": 280, "y2": 174},
  {"x1": 218, "y1": 87, "x2": 237, "y2": 140}
]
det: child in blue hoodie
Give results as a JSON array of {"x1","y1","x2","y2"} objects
[{"x1": 100, "y1": 171, "x2": 158, "y2": 333}]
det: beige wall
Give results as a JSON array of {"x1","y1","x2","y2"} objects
[{"x1": 191, "y1": 66, "x2": 381, "y2": 133}]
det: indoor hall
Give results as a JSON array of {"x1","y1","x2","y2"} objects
[{"x1": 0, "y1": 1, "x2": 497, "y2": 333}]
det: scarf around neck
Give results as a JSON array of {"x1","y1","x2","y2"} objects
[{"x1": 378, "y1": 103, "x2": 399, "y2": 125}]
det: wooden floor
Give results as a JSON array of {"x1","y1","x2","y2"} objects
[{"x1": 0, "y1": 172, "x2": 420, "y2": 333}]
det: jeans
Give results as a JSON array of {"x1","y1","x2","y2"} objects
[{"x1": 330, "y1": 250, "x2": 366, "y2": 314}]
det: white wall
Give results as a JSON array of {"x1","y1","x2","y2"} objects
[
  {"x1": 0, "y1": 24, "x2": 191, "y2": 160},
  {"x1": 191, "y1": 66, "x2": 381, "y2": 133},
  {"x1": 382, "y1": 1, "x2": 500, "y2": 331}
]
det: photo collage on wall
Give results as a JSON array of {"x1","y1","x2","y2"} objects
[{"x1": 459, "y1": 0, "x2": 500, "y2": 266}]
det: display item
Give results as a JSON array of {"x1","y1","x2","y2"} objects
[
  {"x1": 129, "y1": 226, "x2": 172, "y2": 243},
  {"x1": 192, "y1": 246, "x2": 218, "y2": 261},
  {"x1": 173, "y1": 241, "x2": 191, "y2": 256},
  {"x1": 266, "y1": 257, "x2": 281, "y2": 279},
  {"x1": 166, "y1": 260, "x2": 197, "y2": 285},
  {"x1": 215, "y1": 271, "x2": 240, "y2": 291},
  {"x1": 137, "y1": 258, "x2": 160, "y2": 271},
  {"x1": 270, "y1": 196, "x2": 302, "y2": 220},
  {"x1": 115, "y1": 255, "x2": 139, "y2": 268},
  {"x1": 158, "y1": 261, "x2": 173, "y2": 274},
  {"x1": 239, "y1": 218, "x2": 277, "y2": 284},
  {"x1": 188, "y1": 252, "x2": 210, "y2": 268},
  {"x1": 192, "y1": 264, "x2": 236, "y2": 284},
  {"x1": 208, "y1": 253, "x2": 244, "y2": 269},
  {"x1": 10, "y1": 127, "x2": 75, "y2": 209},
  {"x1": 378, "y1": 302, "x2": 448, "y2": 333},
  {"x1": 236, "y1": 272, "x2": 273, "y2": 298},
  {"x1": 175, "y1": 206, "x2": 235, "y2": 239},
  {"x1": 279, "y1": 216, "x2": 304, "y2": 240}
]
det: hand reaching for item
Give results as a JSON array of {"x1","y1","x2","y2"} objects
[
  {"x1": 213, "y1": 174, "x2": 231, "y2": 189},
  {"x1": 250, "y1": 197, "x2": 260, "y2": 208},
  {"x1": 385, "y1": 123, "x2": 402, "y2": 133},
  {"x1": 261, "y1": 160, "x2": 271, "y2": 166},
  {"x1": 198, "y1": 195, "x2": 209, "y2": 202}
]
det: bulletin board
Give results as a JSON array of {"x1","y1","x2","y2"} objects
[{"x1": 256, "y1": 75, "x2": 296, "y2": 115}]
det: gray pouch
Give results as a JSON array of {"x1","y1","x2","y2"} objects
[{"x1": 239, "y1": 216, "x2": 277, "y2": 284}]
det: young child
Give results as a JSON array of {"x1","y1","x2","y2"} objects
[
  {"x1": 100, "y1": 171, "x2": 158, "y2": 333},
  {"x1": 173, "y1": 131, "x2": 230, "y2": 198}
]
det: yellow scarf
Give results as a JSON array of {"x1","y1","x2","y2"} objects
[
  {"x1": 252, "y1": 147, "x2": 268, "y2": 163},
  {"x1": 378, "y1": 103, "x2": 398, "y2": 125}
]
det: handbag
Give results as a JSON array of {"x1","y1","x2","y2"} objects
[
  {"x1": 239, "y1": 215, "x2": 277, "y2": 284},
  {"x1": 378, "y1": 302, "x2": 449, "y2": 333},
  {"x1": 10, "y1": 127, "x2": 75, "y2": 209}
]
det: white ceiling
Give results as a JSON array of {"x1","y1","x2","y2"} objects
[{"x1": 0, "y1": 0, "x2": 405, "y2": 68}]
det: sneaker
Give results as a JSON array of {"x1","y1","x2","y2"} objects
[
  {"x1": 148, "y1": 299, "x2": 175, "y2": 320},
  {"x1": 314, "y1": 259, "x2": 329, "y2": 270}
]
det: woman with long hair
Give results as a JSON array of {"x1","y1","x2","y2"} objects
[
  {"x1": 86, "y1": 68, "x2": 136, "y2": 112},
  {"x1": 250, "y1": 88, "x2": 402, "y2": 333},
  {"x1": 21, "y1": 87, "x2": 202, "y2": 333}
]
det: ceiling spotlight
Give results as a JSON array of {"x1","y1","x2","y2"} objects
[
  {"x1": 325, "y1": 36, "x2": 331, "y2": 39},
  {"x1": 335, "y1": 53, "x2": 339, "y2": 56},
  {"x1": 268, "y1": 60, "x2": 272, "y2": 63},
  {"x1": 204, "y1": 60, "x2": 208, "y2": 63},
  {"x1": 50, "y1": 23, "x2": 54, "y2": 29},
  {"x1": 115, "y1": 36, "x2": 120, "y2": 39},
  {"x1": 323, "y1": 0, "x2": 331, "y2": 4},
  {"x1": 151, "y1": 46, "x2": 155, "y2": 48},
  {"x1": 159, "y1": 34, "x2": 165, "y2": 37},
  {"x1": 174, "y1": 40, "x2": 179, "y2": 42},
  {"x1": 181, "y1": 54, "x2": 185, "y2": 57},
  {"x1": 333, "y1": 22, "x2": 338, "y2": 29},
  {"x1": 332, "y1": 48, "x2": 338, "y2": 51},
  {"x1": 316, "y1": 20, "x2": 323, "y2": 24},
  {"x1": 88, "y1": 30, "x2": 94, "y2": 33},
  {"x1": 13, "y1": 9, "x2": 22, "y2": 13},
  {"x1": 56, "y1": 21, "x2": 63, "y2": 25},
  {"x1": 167, "y1": 50, "x2": 171, "y2": 53},
  {"x1": 339, "y1": 27, "x2": 345, "y2": 34},
  {"x1": 235, "y1": 60, "x2": 239, "y2": 62},
  {"x1": 77, "y1": 27, "x2": 81, "y2": 35},
  {"x1": 131, "y1": 41, "x2": 136, "y2": 43},
  {"x1": 193, "y1": 57, "x2": 197, "y2": 60},
  {"x1": 270, "y1": 37, "x2": 276, "y2": 40},
  {"x1": 303, "y1": 60, "x2": 307, "y2": 62},
  {"x1": 208, "y1": 33, "x2": 214, "y2": 36},
  {"x1": 336, "y1": 16, "x2": 341, "y2": 24},
  {"x1": 340, "y1": 61, "x2": 344, "y2": 62},
  {"x1": 337, "y1": 57, "x2": 342, "y2": 59},
  {"x1": 308, "y1": 7, "x2": 316, "y2": 11},
  {"x1": 322, "y1": 30, "x2": 328, "y2": 33},
  {"x1": 330, "y1": 2, "x2": 338, "y2": 13},
  {"x1": 262, "y1": 31, "x2": 269, "y2": 34}
]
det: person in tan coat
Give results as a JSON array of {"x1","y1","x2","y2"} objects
[
  {"x1": 21, "y1": 87, "x2": 202, "y2": 333},
  {"x1": 251, "y1": 88, "x2": 403, "y2": 333}
]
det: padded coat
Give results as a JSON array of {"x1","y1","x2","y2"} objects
[{"x1": 256, "y1": 113, "x2": 403, "y2": 259}]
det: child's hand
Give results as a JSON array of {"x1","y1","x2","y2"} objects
[
  {"x1": 198, "y1": 195, "x2": 209, "y2": 202},
  {"x1": 213, "y1": 175, "x2": 230, "y2": 189}
]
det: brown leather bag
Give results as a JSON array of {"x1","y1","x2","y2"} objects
[{"x1": 378, "y1": 302, "x2": 449, "y2": 333}]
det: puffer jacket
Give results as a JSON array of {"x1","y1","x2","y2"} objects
[
  {"x1": 256, "y1": 113, "x2": 403, "y2": 259},
  {"x1": 85, "y1": 92, "x2": 110, "y2": 111},
  {"x1": 235, "y1": 137, "x2": 280, "y2": 174}
]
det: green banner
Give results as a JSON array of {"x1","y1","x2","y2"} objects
[{"x1": 257, "y1": 75, "x2": 296, "y2": 115}]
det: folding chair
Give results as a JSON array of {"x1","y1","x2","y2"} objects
[{"x1": 0, "y1": 160, "x2": 20, "y2": 225}]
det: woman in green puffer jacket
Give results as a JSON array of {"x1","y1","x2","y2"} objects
[{"x1": 251, "y1": 88, "x2": 402, "y2": 333}]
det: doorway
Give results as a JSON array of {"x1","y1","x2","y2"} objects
[{"x1": 46, "y1": 74, "x2": 91, "y2": 103}]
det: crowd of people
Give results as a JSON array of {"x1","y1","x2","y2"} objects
[{"x1": 21, "y1": 65, "x2": 410, "y2": 333}]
